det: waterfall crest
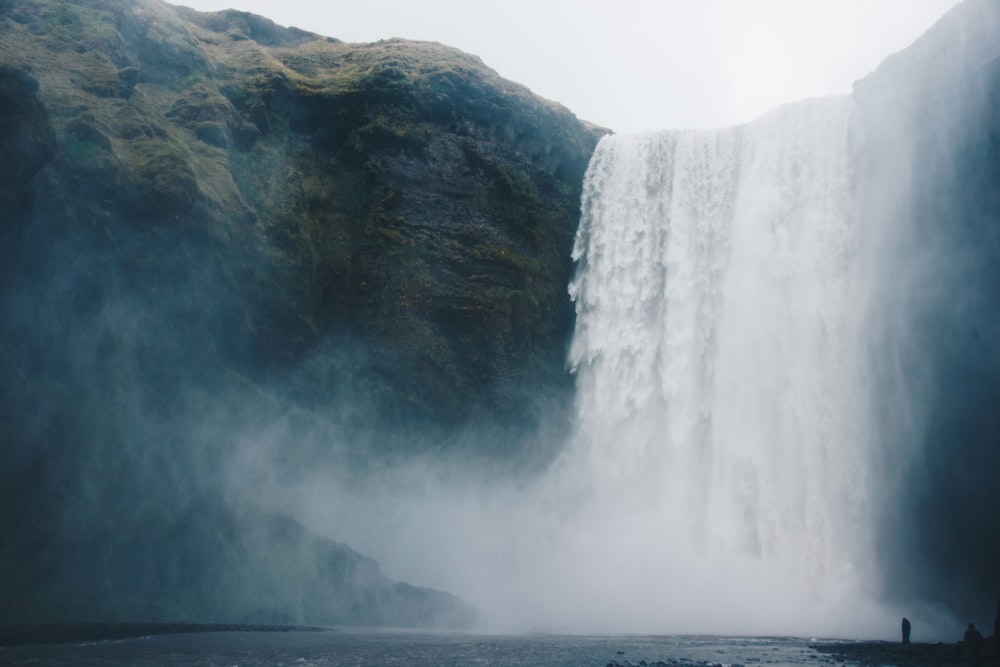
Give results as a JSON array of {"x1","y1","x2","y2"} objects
[{"x1": 567, "y1": 96, "x2": 877, "y2": 628}]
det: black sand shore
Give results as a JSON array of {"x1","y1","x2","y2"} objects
[
  {"x1": 0, "y1": 622, "x2": 329, "y2": 647},
  {"x1": 809, "y1": 640, "x2": 996, "y2": 667},
  {"x1": 3, "y1": 627, "x2": 996, "y2": 666},
  {"x1": 602, "y1": 640, "x2": 996, "y2": 667}
]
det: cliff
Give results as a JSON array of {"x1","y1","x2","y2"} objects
[
  {"x1": 849, "y1": 0, "x2": 1000, "y2": 621},
  {"x1": 0, "y1": 0, "x2": 602, "y2": 626}
]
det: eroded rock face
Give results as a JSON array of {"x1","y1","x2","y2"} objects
[
  {"x1": 0, "y1": 65, "x2": 56, "y2": 229},
  {"x1": 0, "y1": 0, "x2": 601, "y2": 626},
  {"x1": 2, "y1": 0, "x2": 602, "y2": 437}
]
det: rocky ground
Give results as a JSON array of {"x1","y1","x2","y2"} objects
[
  {"x1": 4, "y1": 628, "x2": 997, "y2": 665},
  {"x1": 809, "y1": 640, "x2": 997, "y2": 667},
  {"x1": 0, "y1": 622, "x2": 329, "y2": 647},
  {"x1": 603, "y1": 640, "x2": 997, "y2": 667}
]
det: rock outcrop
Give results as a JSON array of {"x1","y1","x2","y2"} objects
[{"x1": 849, "y1": 0, "x2": 1000, "y2": 618}]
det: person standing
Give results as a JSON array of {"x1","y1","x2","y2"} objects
[
  {"x1": 902, "y1": 617, "x2": 911, "y2": 644},
  {"x1": 993, "y1": 598, "x2": 999, "y2": 664},
  {"x1": 966, "y1": 622, "x2": 984, "y2": 667}
]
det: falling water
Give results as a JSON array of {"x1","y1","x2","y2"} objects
[{"x1": 566, "y1": 96, "x2": 878, "y2": 631}]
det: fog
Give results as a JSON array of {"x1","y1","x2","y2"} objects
[
  {"x1": 275, "y1": 453, "x2": 888, "y2": 636},
  {"x1": 849, "y1": 0, "x2": 1000, "y2": 625}
]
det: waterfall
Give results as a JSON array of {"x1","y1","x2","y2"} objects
[{"x1": 566, "y1": 96, "x2": 878, "y2": 630}]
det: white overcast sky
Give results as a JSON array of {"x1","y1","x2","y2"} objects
[{"x1": 174, "y1": 0, "x2": 962, "y2": 133}]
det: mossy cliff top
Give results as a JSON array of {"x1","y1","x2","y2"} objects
[{"x1": 1, "y1": 0, "x2": 605, "y2": 438}]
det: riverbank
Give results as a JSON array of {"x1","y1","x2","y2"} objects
[
  {"x1": 0, "y1": 622, "x2": 329, "y2": 647},
  {"x1": 810, "y1": 640, "x2": 996, "y2": 666}
]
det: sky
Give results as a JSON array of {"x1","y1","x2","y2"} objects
[{"x1": 174, "y1": 0, "x2": 963, "y2": 133}]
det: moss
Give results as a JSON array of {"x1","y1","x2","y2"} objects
[
  {"x1": 58, "y1": 116, "x2": 122, "y2": 190},
  {"x1": 66, "y1": 116, "x2": 113, "y2": 151},
  {"x1": 194, "y1": 121, "x2": 229, "y2": 147},
  {"x1": 472, "y1": 244, "x2": 542, "y2": 274},
  {"x1": 461, "y1": 141, "x2": 541, "y2": 205},
  {"x1": 117, "y1": 65, "x2": 139, "y2": 89},
  {"x1": 117, "y1": 140, "x2": 199, "y2": 221},
  {"x1": 358, "y1": 114, "x2": 429, "y2": 152},
  {"x1": 3, "y1": 0, "x2": 600, "y2": 439}
]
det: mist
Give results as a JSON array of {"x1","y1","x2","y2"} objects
[
  {"x1": 851, "y1": 0, "x2": 1000, "y2": 624},
  {"x1": 263, "y1": 102, "x2": 874, "y2": 637}
]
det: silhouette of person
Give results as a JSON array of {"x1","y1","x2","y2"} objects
[
  {"x1": 902, "y1": 617, "x2": 911, "y2": 644},
  {"x1": 993, "y1": 598, "x2": 999, "y2": 664},
  {"x1": 965, "y1": 622, "x2": 984, "y2": 667}
]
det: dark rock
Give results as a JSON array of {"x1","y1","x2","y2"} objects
[
  {"x1": 0, "y1": 0, "x2": 602, "y2": 628},
  {"x1": 850, "y1": 0, "x2": 1000, "y2": 620},
  {"x1": 0, "y1": 64, "x2": 56, "y2": 212},
  {"x1": 117, "y1": 65, "x2": 139, "y2": 96},
  {"x1": 810, "y1": 641, "x2": 981, "y2": 667}
]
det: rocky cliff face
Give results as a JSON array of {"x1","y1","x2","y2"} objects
[
  {"x1": 849, "y1": 0, "x2": 1000, "y2": 620},
  {"x1": 0, "y1": 0, "x2": 601, "y2": 626}
]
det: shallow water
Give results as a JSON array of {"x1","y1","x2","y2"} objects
[{"x1": 0, "y1": 630, "x2": 844, "y2": 666}]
